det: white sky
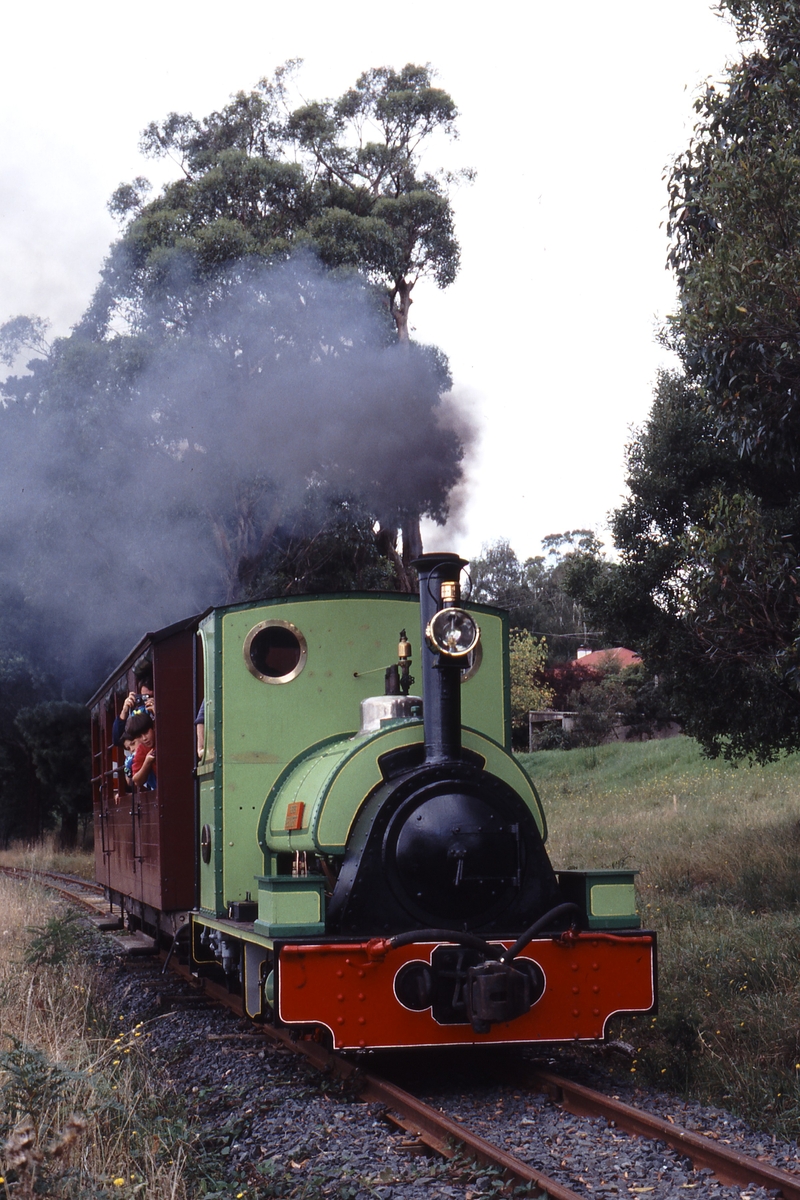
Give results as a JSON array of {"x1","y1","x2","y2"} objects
[{"x1": 1, "y1": 0, "x2": 739, "y2": 563}]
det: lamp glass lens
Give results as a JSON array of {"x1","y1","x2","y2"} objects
[{"x1": 429, "y1": 608, "x2": 479, "y2": 656}]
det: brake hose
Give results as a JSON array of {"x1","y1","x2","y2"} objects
[
  {"x1": 382, "y1": 903, "x2": 581, "y2": 962},
  {"x1": 384, "y1": 928, "x2": 499, "y2": 956},
  {"x1": 499, "y1": 902, "x2": 581, "y2": 963}
]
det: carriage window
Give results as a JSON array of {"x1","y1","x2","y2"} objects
[{"x1": 244, "y1": 621, "x2": 307, "y2": 684}]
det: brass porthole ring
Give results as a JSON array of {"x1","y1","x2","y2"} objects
[{"x1": 243, "y1": 620, "x2": 308, "y2": 684}]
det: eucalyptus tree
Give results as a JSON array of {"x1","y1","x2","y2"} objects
[
  {"x1": 569, "y1": 1, "x2": 800, "y2": 759},
  {"x1": 103, "y1": 62, "x2": 468, "y2": 342},
  {"x1": 95, "y1": 61, "x2": 470, "y2": 572}
]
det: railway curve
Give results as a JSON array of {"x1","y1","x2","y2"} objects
[{"x1": 6, "y1": 866, "x2": 800, "y2": 1200}]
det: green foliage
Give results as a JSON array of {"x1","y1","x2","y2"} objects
[
  {"x1": 0, "y1": 599, "x2": 90, "y2": 847},
  {"x1": 0, "y1": 1036, "x2": 84, "y2": 1138},
  {"x1": 575, "y1": 379, "x2": 800, "y2": 762},
  {"x1": 508, "y1": 630, "x2": 553, "y2": 729},
  {"x1": 666, "y1": 1, "x2": 800, "y2": 463},
  {"x1": 0, "y1": 314, "x2": 51, "y2": 368},
  {"x1": 470, "y1": 534, "x2": 598, "y2": 658},
  {"x1": 15, "y1": 703, "x2": 92, "y2": 847},
  {"x1": 0, "y1": 608, "x2": 58, "y2": 845},
  {"x1": 569, "y1": 2, "x2": 800, "y2": 760},
  {"x1": 107, "y1": 61, "x2": 469, "y2": 341},
  {"x1": 564, "y1": 663, "x2": 672, "y2": 748},
  {"x1": 25, "y1": 911, "x2": 89, "y2": 967},
  {"x1": 522, "y1": 736, "x2": 800, "y2": 1135}
]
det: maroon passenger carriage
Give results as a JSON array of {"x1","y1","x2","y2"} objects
[{"x1": 89, "y1": 617, "x2": 199, "y2": 938}]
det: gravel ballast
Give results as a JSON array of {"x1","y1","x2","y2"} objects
[{"x1": 99, "y1": 946, "x2": 800, "y2": 1199}]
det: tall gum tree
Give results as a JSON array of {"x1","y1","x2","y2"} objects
[
  {"x1": 568, "y1": 1, "x2": 800, "y2": 761},
  {"x1": 100, "y1": 61, "x2": 471, "y2": 576},
  {"x1": 104, "y1": 61, "x2": 469, "y2": 346},
  {"x1": 0, "y1": 64, "x2": 472, "y2": 718}
]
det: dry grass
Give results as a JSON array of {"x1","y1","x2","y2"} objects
[
  {"x1": 0, "y1": 874, "x2": 191, "y2": 1198},
  {"x1": 6, "y1": 749, "x2": 800, "y2": 1150},
  {"x1": 522, "y1": 737, "x2": 800, "y2": 1138},
  {"x1": 0, "y1": 833, "x2": 94, "y2": 881}
]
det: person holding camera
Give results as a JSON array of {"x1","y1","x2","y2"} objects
[{"x1": 112, "y1": 676, "x2": 155, "y2": 746}]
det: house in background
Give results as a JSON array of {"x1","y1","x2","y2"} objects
[
  {"x1": 526, "y1": 646, "x2": 679, "y2": 751},
  {"x1": 574, "y1": 646, "x2": 641, "y2": 669}
]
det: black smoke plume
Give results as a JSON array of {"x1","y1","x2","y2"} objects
[{"x1": 0, "y1": 255, "x2": 474, "y2": 695}]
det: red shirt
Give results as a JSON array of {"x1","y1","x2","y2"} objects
[{"x1": 132, "y1": 742, "x2": 156, "y2": 789}]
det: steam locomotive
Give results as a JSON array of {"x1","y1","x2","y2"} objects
[{"x1": 90, "y1": 553, "x2": 656, "y2": 1050}]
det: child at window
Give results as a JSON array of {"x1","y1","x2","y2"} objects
[{"x1": 125, "y1": 712, "x2": 156, "y2": 791}]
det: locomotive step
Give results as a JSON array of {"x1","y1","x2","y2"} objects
[
  {"x1": 107, "y1": 931, "x2": 158, "y2": 956},
  {"x1": 88, "y1": 914, "x2": 124, "y2": 931}
]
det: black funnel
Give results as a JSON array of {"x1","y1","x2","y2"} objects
[{"x1": 411, "y1": 553, "x2": 468, "y2": 763}]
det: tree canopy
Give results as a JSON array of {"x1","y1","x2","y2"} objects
[
  {"x1": 0, "y1": 63, "x2": 471, "y2": 684},
  {"x1": 508, "y1": 631, "x2": 553, "y2": 735},
  {"x1": 104, "y1": 61, "x2": 469, "y2": 344},
  {"x1": 470, "y1": 534, "x2": 599, "y2": 659},
  {"x1": 0, "y1": 62, "x2": 472, "y2": 837},
  {"x1": 570, "y1": 0, "x2": 800, "y2": 760}
]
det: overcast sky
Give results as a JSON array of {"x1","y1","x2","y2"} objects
[{"x1": 1, "y1": 1, "x2": 739, "y2": 563}]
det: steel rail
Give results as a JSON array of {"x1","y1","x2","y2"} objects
[
  {"x1": 167, "y1": 963, "x2": 582, "y2": 1198},
  {"x1": 0, "y1": 864, "x2": 103, "y2": 888},
  {"x1": 268, "y1": 1027, "x2": 585, "y2": 1200},
  {"x1": 0, "y1": 865, "x2": 117, "y2": 922},
  {"x1": 0, "y1": 865, "x2": 106, "y2": 901},
  {"x1": 526, "y1": 1068, "x2": 800, "y2": 1200},
  {"x1": 7, "y1": 869, "x2": 797, "y2": 1199}
]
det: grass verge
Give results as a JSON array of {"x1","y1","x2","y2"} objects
[
  {"x1": 0, "y1": 873, "x2": 196, "y2": 1198},
  {"x1": 521, "y1": 736, "x2": 800, "y2": 1138},
  {"x1": 0, "y1": 833, "x2": 94, "y2": 880}
]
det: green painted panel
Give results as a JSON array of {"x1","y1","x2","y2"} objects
[
  {"x1": 255, "y1": 874, "x2": 325, "y2": 935},
  {"x1": 221, "y1": 597, "x2": 416, "y2": 765},
  {"x1": 590, "y1": 882, "x2": 638, "y2": 918},
  {"x1": 216, "y1": 594, "x2": 512, "y2": 902},
  {"x1": 222, "y1": 778, "x2": 264, "y2": 905},
  {"x1": 267, "y1": 746, "x2": 345, "y2": 838},
  {"x1": 315, "y1": 725, "x2": 424, "y2": 850},
  {"x1": 198, "y1": 778, "x2": 219, "y2": 912},
  {"x1": 221, "y1": 596, "x2": 507, "y2": 769}
]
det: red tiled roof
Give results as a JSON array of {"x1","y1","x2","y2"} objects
[{"x1": 572, "y1": 647, "x2": 641, "y2": 670}]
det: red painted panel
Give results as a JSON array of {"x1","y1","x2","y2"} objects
[{"x1": 277, "y1": 933, "x2": 656, "y2": 1050}]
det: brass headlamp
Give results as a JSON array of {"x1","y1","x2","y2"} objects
[{"x1": 425, "y1": 607, "x2": 480, "y2": 658}]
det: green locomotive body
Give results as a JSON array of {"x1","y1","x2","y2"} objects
[
  {"x1": 195, "y1": 592, "x2": 522, "y2": 923},
  {"x1": 92, "y1": 554, "x2": 656, "y2": 1050}
]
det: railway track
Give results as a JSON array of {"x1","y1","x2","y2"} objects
[
  {"x1": 8, "y1": 867, "x2": 800, "y2": 1200},
  {"x1": 0, "y1": 865, "x2": 118, "y2": 923}
]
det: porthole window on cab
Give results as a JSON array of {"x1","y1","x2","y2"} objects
[{"x1": 244, "y1": 621, "x2": 308, "y2": 684}]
